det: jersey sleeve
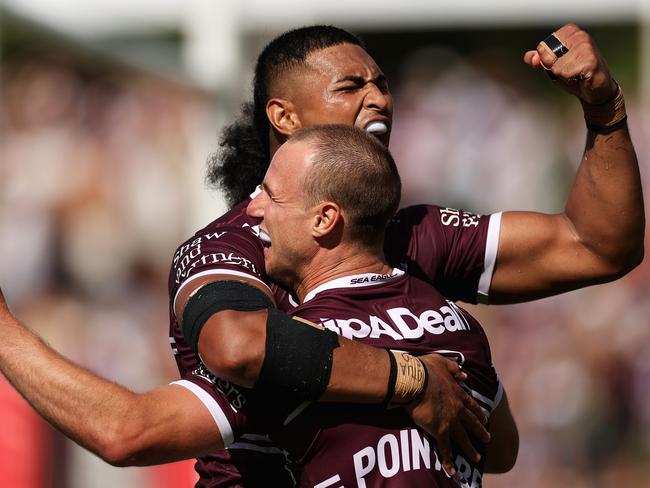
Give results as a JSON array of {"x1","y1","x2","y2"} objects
[
  {"x1": 169, "y1": 225, "x2": 270, "y2": 316},
  {"x1": 171, "y1": 374, "x2": 251, "y2": 447},
  {"x1": 383, "y1": 205, "x2": 501, "y2": 304}
]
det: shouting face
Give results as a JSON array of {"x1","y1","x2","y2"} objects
[
  {"x1": 281, "y1": 43, "x2": 394, "y2": 147},
  {"x1": 246, "y1": 139, "x2": 318, "y2": 288}
]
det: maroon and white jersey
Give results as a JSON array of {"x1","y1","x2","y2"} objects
[
  {"x1": 167, "y1": 193, "x2": 501, "y2": 487},
  {"x1": 257, "y1": 269, "x2": 502, "y2": 488},
  {"x1": 167, "y1": 200, "x2": 295, "y2": 487},
  {"x1": 384, "y1": 205, "x2": 500, "y2": 304}
]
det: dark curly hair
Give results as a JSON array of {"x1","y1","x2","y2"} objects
[{"x1": 206, "y1": 25, "x2": 365, "y2": 208}]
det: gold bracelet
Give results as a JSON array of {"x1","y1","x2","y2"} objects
[{"x1": 580, "y1": 83, "x2": 627, "y2": 133}]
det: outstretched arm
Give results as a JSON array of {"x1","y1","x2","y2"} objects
[
  {"x1": 0, "y1": 289, "x2": 223, "y2": 467},
  {"x1": 489, "y1": 24, "x2": 644, "y2": 303}
]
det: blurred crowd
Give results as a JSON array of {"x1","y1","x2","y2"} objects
[
  {"x1": 1, "y1": 42, "x2": 649, "y2": 487},
  {"x1": 0, "y1": 56, "x2": 214, "y2": 487}
]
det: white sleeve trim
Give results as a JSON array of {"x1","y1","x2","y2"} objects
[
  {"x1": 173, "y1": 268, "x2": 272, "y2": 317},
  {"x1": 227, "y1": 442, "x2": 286, "y2": 454},
  {"x1": 493, "y1": 378, "x2": 505, "y2": 409},
  {"x1": 477, "y1": 212, "x2": 502, "y2": 304},
  {"x1": 171, "y1": 379, "x2": 235, "y2": 446},
  {"x1": 469, "y1": 377, "x2": 504, "y2": 418}
]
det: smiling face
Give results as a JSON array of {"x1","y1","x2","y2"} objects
[
  {"x1": 246, "y1": 140, "x2": 318, "y2": 288},
  {"x1": 280, "y1": 43, "x2": 394, "y2": 146}
]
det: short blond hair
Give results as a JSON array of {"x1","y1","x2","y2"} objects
[{"x1": 291, "y1": 125, "x2": 401, "y2": 247}]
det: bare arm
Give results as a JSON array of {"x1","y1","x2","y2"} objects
[
  {"x1": 489, "y1": 24, "x2": 644, "y2": 303},
  {"x1": 175, "y1": 276, "x2": 443, "y2": 403},
  {"x1": 0, "y1": 289, "x2": 222, "y2": 467},
  {"x1": 484, "y1": 390, "x2": 518, "y2": 473},
  {"x1": 182, "y1": 280, "x2": 489, "y2": 476}
]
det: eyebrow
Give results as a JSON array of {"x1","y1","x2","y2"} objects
[
  {"x1": 261, "y1": 181, "x2": 274, "y2": 197},
  {"x1": 334, "y1": 74, "x2": 387, "y2": 85}
]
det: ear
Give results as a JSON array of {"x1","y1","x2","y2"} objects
[
  {"x1": 311, "y1": 202, "x2": 342, "y2": 239},
  {"x1": 266, "y1": 98, "x2": 302, "y2": 137}
]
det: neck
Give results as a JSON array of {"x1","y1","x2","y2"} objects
[
  {"x1": 293, "y1": 244, "x2": 392, "y2": 302},
  {"x1": 269, "y1": 130, "x2": 286, "y2": 160}
]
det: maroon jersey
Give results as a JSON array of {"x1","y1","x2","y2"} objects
[
  {"x1": 384, "y1": 205, "x2": 501, "y2": 304},
  {"x1": 256, "y1": 269, "x2": 502, "y2": 488},
  {"x1": 167, "y1": 192, "x2": 501, "y2": 487}
]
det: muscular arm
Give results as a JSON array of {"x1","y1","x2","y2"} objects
[
  {"x1": 176, "y1": 277, "x2": 489, "y2": 476},
  {"x1": 488, "y1": 24, "x2": 644, "y2": 303},
  {"x1": 484, "y1": 390, "x2": 518, "y2": 473},
  {"x1": 0, "y1": 290, "x2": 222, "y2": 467},
  {"x1": 198, "y1": 308, "x2": 396, "y2": 403}
]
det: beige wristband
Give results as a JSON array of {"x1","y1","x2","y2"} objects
[{"x1": 388, "y1": 351, "x2": 428, "y2": 405}]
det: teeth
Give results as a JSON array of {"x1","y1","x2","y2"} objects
[
  {"x1": 365, "y1": 121, "x2": 388, "y2": 134},
  {"x1": 259, "y1": 229, "x2": 271, "y2": 244}
]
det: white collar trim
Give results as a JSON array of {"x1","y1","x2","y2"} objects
[{"x1": 303, "y1": 268, "x2": 405, "y2": 303}]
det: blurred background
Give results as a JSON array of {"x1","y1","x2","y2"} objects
[{"x1": 0, "y1": 1, "x2": 648, "y2": 486}]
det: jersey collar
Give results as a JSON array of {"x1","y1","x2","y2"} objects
[{"x1": 302, "y1": 268, "x2": 405, "y2": 303}]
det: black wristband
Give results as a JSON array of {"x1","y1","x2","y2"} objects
[
  {"x1": 417, "y1": 357, "x2": 429, "y2": 400},
  {"x1": 381, "y1": 350, "x2": 398, "y2": 408},
  {"x1": 586, "y1": 115, "x2": 628, "y2": 134}
]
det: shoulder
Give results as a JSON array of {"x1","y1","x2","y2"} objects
[
  {"x1": 389, "y1": 204, "x2": 484, "y2": 229},
  {"x1": 169, "y1": 201, "x2": 268, "y2": 296}
]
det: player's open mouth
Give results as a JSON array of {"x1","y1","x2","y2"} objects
[
  {"x1": 259, "y1": 228, "x2": 272, "y2": 247},
  {"x1": 364, "y1": 120, "x2": 389, "y2": 135}
]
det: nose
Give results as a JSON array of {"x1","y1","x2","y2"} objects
[
  {"x1": 246, "y1": 192, "x2": 264, "y2": 219},
  {"x1": 364, "y1": 83, "x2": 391, "y2": 114}
]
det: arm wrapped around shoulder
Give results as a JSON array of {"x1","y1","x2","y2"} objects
[
  {"x1": 383, "y1": 350, "x2": 428, "y2": 407},
  {"x1": 182, "y1": 280, "x2": 274, "y2": 352},
  {"x1": 255, "y1": 308, "x2": 340, "y2": 402}
]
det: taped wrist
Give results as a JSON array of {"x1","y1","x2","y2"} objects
[
  {"x1": 383, "y1": 351, "x2": 428, "y2": 406},
  {"x1": 255, "y1": 308, "x2": 339, "y2": 402},
  {"x1": 182, "y1": 280, "x2": 274, "y2": 352}
]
